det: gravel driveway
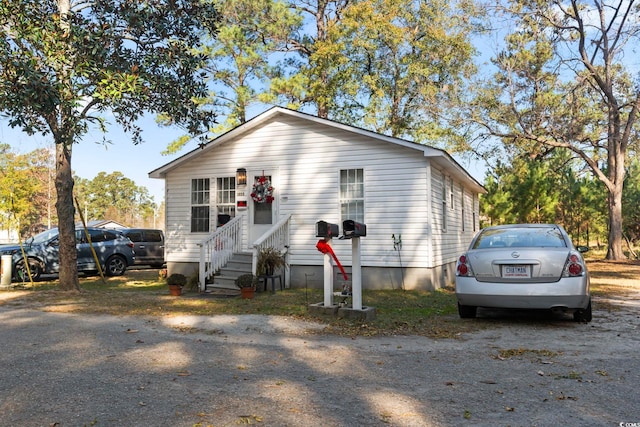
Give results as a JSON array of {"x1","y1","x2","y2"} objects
[{"x1": 0, "y1": 293, "x2": 638, "y2": 427}]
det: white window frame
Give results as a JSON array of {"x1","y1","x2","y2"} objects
[
  {"x1": 216, "y1": 176, "x2": 236, "y2": 220},
  {"x1": 340, "y1": 168, "x2": 365, "y2": 224},
  {"x1": 461, "y1": 188, "x2": 466, "y2": 232},
  {"x1": 191, "y1": 178, "x2": 210, "y2": 233},
  {"x1": 442, "y1": 176, "x2": 448, "y2": 232}
]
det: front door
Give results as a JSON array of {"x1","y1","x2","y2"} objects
[{"x1": 249, "y1": 171, "x2": 277, "y2": 244}]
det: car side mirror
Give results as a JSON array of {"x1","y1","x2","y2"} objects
[{"x1": 576, "y1": 245, "x2": 589, "y2": 253}]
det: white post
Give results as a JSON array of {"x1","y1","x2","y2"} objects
[
  {"x1": 323, "y1": 238, "x2": 334, "y2": 307},
  {"x1": 352, "y1": 237, "x2": 362, "y2": 310},
  {"x1": 198, "y1": 244, "x2": 206, "y2": 292},
  {"x1": 1, "y1": 255, "x2": 12, "y2": 287}
]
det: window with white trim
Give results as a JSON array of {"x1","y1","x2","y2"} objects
[
  {"x1": 216, "y1": 177, "x2": 236, "y2": 225},
  {"x1": 442, "y1": 176, "x2": 448, "y2": 232},
  {"x1": 340, "y1": 169, "x2": 364, "y2": 223},
  {"x1": 473, "y1": 194, "x2": 478, "y2": 231},
  {"x1": 461, "y1": 188, "x2": 466, "y2": 232},
  {"x1": 191, "y1": 178, "x2": 210, "y2": 232},
  {"x1": 449, "y1": 177, "x2": 454, "y2": 209}
]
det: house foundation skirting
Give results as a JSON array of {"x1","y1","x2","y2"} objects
[
  {"x1": 166, "y1": 262, "x2": 199, "y2": 280},
  {"x1": 291, "y1": 263, "x2": 455, "y2": 292},
  {"x1": 166, "y1": 261, "x2": 456, "y2": 291}
]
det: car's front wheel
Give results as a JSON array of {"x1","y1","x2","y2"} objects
[
  {"x1": 458, "y1": 303, "x2": 477, "y2": 319},
  {"x1": 14, "y1": 258, "x2": 43, "y2": 281},
  {"x1": 105, "y1": 255, "x2": 127, "y2": 276},
  {"x1": 573, "y1": 298, "x2": 592, "y2": 322}
]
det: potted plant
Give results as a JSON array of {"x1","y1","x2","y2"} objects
[
  {"x1": 166, "y1": 273, "x2": 187, "y2": 296},
  {"x1": 235, "y1": 273, "x2": 258, "y2": 299},
  {"x1": 256, "y1": 247, "x2": 286, "y2": 277}
]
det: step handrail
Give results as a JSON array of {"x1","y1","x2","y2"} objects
[
  {"x1": 198, "y1": 215, "x2": 243, "y2": 291},
  {"x1": 252, "y1": 214, "x2": 292, "y2": 286}
]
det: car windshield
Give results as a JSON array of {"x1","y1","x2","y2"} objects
[
  {"x1": 29, "y1": 228, "x2": 59, "y2": 245},
  {"x1": 473, "y1": 227, "x2": 567, "y2": 249}
]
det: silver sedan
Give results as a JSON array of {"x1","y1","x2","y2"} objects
[{"x1": 455, "y1": 224, "x2": 591, "y2": 322}]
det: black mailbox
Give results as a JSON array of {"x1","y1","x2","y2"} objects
[
  {"x1": 316, "y1": 221, "x2": 339, "y2": 238},
  {"x1": 343, "y1": 220, "x2": 367, "y2": 238}
]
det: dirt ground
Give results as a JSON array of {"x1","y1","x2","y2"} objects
[{"x1": 1, "y1": 279, "x2": 639, "y2": 427}]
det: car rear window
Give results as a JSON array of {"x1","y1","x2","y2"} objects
[
  {"x1": 144, "y1": 231, "x2": 163, "y2": 242},
  {"x1": 126, "y1": 232, "x2": 143, "y2": 242},
  {"x1": 86, "y1": 230, "x2": 117, "y2": 242},
  {"x1": 473, "y1": 227, "x2": 567, "y2": 249}
]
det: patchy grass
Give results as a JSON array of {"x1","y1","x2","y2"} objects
[
  {"x1": 493, "y1": 348, "x2": 561, "y2": 360},
  {"x1": 1, "y1": 259, "x2": 638, "y2": 338},
  {"x1": 584, "y1": 257, "x2": 640, "y2": 312}
]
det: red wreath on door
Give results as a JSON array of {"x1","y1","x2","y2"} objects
[{"x1": 251, "y1": 175, "x2": 274, "y2": 203}]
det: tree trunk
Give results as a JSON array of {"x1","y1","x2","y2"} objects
[
  {"x1": 55, "y1": 140, "x2": 80, "y2": 291},
  {"x1": 603, "y1": 99, "x2": 628, "y2": 261},
  {"x1": 606, "y1": 178, "x2": 626, "y2": 260},
  {"x1": 53, "y1": 0, "x2": 80, "y2": 291}
]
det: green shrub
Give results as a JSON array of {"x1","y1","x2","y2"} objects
[
  {"x1": 166, "y1": 273, "x2": 187, "y2": 287},
  {"x1": 235, "y1": 273, "x2": 258, "y2": 288}
]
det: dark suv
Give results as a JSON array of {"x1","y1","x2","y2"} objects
[
  {"x1": 117, "y1": 228, "x2": 165, "y2": 268},
  {"x1": 0, "y1": 228, "x2": 135, "y2": 280}
]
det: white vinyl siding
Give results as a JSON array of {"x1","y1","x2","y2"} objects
[{"x1": 161, "y1": 112, "x2": 483, "y2": 269}]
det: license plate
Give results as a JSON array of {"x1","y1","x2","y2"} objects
[{"x1": 502, "y1": 265, "x2": 530, "y2": 278}]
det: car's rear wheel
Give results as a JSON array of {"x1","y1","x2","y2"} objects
[
  {"x1": 14, "y1": 258, "x2": 43, "y2": 281},
  {"x1": 573, "y1": 298, "x2": 592, "y2": 322},
  {"x1": 105, "y1": 255, "x2": 127, "y2": 276},
  {"x1": 458, "y1": 303, "x2": 477, "y2": 319}
]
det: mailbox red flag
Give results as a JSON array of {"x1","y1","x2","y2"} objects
[{"x1": 315, "y1": 240, "x2": 349, "y2": 281}]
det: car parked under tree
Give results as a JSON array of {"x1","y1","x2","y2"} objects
[{"x1": 0, "y1": 228, "x2": 136, "y2": 281}]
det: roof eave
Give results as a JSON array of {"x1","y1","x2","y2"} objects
[{"x1": 149, "y1": 107, "x2": 486, "y2": 195}]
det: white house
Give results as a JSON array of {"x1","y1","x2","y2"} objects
[{"x1": 149, "y1": 107, "x2": 485, "y2": 291}]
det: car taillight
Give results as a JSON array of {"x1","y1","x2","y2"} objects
[
  {"x1": 456, "y1": 254, "x2": 473, "y2": 277},
  {"x1": 127, "y1": 242, "x2": 134, "y2": 249},
  {"x1": 564, "y1": 252, "x2": 585, "y2": 277}
]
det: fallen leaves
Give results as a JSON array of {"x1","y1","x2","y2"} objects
[
  {"x1": 237, "y1": 414, "x2": 263, "y2": 424},
  {"x1": 494, "y1": 348, "x2": 560, "y2": 360}
]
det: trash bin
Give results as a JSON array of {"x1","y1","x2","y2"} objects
[{"x1": 1, "y1": 255, "x2": 12, "y2": 288}]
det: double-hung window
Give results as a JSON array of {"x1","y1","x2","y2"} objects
[
  {"x1": 216, "y1": 177, "x2": 236, "y2": 218},
  {"x1": 442, "y1": 176, "x2": 448, "y2": 232},
  {"x1": 191, "y1": 178, "x2": 210, "y2": 232},
  {"x1": 340, "y1": 169, "x2": 364, "y2": 223},
  {"x1": 461, "y1": 188, "x2": 466, "y2": 232}
]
